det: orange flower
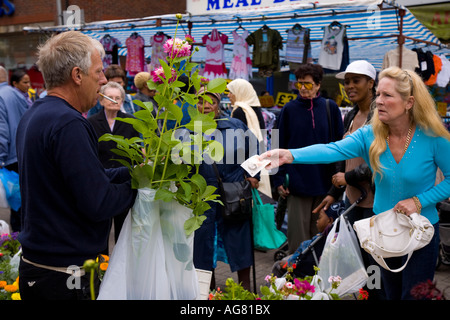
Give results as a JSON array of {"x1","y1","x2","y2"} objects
[
  {"x1": 99, "y1": 262, "x2": 108, "y2": 271},
  {"x1": 0, "y1": 281, "x2": 6, "y2": 289},
  {"x1": 4, "y1": 284, "x2": 18, "y2": 293}
]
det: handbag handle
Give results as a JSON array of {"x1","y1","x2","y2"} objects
[
  {"x1": 363, "y1": 213, "x2": 432, "y2": 273},
  {"x1": 251, "y1": 188, "x2": 263, "y2": 206}
]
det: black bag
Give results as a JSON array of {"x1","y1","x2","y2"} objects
[{"x1": 212, "y1": 163, "x2": 252, "y2": 222}]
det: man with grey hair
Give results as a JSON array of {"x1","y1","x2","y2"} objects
[
  {"x1": 16, "y1": 31, "x2": 137, "y2": 300},
  {"x1": 0, "y1": 66, "x2": 28, "y2": 232}
]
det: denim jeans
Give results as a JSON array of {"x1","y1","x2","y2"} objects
[{"x1": 379, "y1": 222, "x2": 439, "y2": 300}]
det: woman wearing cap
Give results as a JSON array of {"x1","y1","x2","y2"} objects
[
  {"x1": 315, "y1": 60, "x2": 377, "y2": 225},
  {"x1": 260, "y1": 66, "x2": 450, "y2": 300},
  {"x1": 193, "y1": 88, "x2": 259, "y2": 291}
]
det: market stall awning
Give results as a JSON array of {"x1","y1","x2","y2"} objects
[{"x1": 24, "y1": 0, "x2": 449, "y2": 71}]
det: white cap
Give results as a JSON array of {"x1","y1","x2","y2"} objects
[{"x1": 336, "y1": 60, "x2": 376, "y2": 80}]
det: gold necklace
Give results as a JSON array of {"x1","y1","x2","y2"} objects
[{"x1": 386, "y1": 125, "x2": 413, "y2": 154}]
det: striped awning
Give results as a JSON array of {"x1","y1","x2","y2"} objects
[{"x1": 24, "y1": 0, "x2": 449, "y2": 71}]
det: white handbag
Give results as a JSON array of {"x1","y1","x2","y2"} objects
[{"x1": 353, "y1": 209, "x2": 434, "y2": 272}]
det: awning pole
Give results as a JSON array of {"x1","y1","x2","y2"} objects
[{"x1": 398, "y1": 8, "x2": 406, "y2": 69}]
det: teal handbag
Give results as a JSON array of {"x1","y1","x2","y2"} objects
[{"x1": 252, "y1": 188, "x2": 286, "y2": 250}]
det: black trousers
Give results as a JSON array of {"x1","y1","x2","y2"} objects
[{"x1": 19, "y1": 258, "x2": 100, "y2": 300}]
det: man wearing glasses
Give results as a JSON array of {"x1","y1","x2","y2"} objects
[{"x1": 273, "y1": 63, "x2": 344, "y2": 254}]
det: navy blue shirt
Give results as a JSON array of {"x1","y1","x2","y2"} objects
[
  {"x1": 16, "y1": 96, "x2": 136, "y2": 267},
  {"x1": 274, "y1": 95, "x2": 344, "y2": 196}
]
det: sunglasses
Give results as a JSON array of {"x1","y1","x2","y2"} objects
[{"x1": 295, "y1": 81, "x2": 314, "y2": 90}]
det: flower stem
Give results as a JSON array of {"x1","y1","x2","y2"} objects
[{"x1": 90, "y1": 269, "x2": 95, "y2": 300}]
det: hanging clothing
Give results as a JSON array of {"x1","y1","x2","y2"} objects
[
  {"x1": 149, "y1": 33, "x2": 169, "y2": 73},
  {"x1": 382, "y1": 46, "x2": 419, "y2": 71},
  {"x1": 319, "y1": 24, "x2": 346, "y2": 71},
  {"x1": 285, "y1": 26, "x2": 312, "y2": 71},
  {"x1": 413, "y1": 48, "x2": 435, "y2": 82},
  {"x1": 100, "y1": 35, "x2": 122, "y2": 69},
  {"x1": 436, "y1": 54, "x2": 450, "y2": 88},
  {"x1": 202, "y1": 28, "x2": 228, "y2": 80},
  {"x1": 246, "y1": 26, "x2": 283, "y2": 76},
  {"x1": 125, "y1": 33, "x2": 145, "y2": 76},
  {"x1": 424, "y1": 54, "x2": 443, "y2": 86},
  {"x1": 229, "y1": 30, "x2": 252, "y2": 81}
]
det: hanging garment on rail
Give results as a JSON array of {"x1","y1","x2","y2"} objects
[
  {"x1": 149, "y1": 33, "x2": 169, "y2": 73},
  {"x1": 126, "y1": 32, "x2": 146, "y2": 76},
  {"x1": 382, "y1": 46, "x2": 420, "y2": 71},
  {"x1": 285, "y1": 25, "x2": 312, "y2": 71},
  {"x1": 202, "y1": 28, "x2": 228, "y2": 80},
  {"x1": 319, "y1": 23, "x2": 346, "y2": 71},
  {"x1": 229, "y1": 29, "x2": 252, "y2": 81},
  {"x1": 100, "y1": 35, "x2": 122, "y2": 69},
  {"x1": 246, "y1": 25, "x2": 283, "y2": 77}
]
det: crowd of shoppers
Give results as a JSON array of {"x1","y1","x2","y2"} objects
[{"x1": 1, "y1": 29, "x2": 448, "y2": 301}]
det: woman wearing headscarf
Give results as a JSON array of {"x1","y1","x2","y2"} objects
[{"x1": 227, "y1": 79, "x2": 271, "y2": 198}]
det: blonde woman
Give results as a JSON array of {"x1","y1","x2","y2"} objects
[{"x1": 260, "y1": 66, "x2": 450, "y2": 300}]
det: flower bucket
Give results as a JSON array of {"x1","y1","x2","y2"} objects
[{"x1": 98, "y1": 188, "x2": 198, "y2": 300}]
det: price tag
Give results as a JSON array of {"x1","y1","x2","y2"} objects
[
  {"x1": 259, "y1": 95, "x2": 274, "y2": 108},
  {"x1": 275, "y1": 92, "x2": 297, "y2": 107}
]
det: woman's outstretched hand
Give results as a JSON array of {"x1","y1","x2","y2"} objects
[{"x1": 259, "y1": 149, "x2": 294, "y2": 170}]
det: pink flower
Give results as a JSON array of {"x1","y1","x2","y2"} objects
[
  {"x1": 163, "y1": 38, "x2": 192, "y2": 59},
  {"x1": 151, "y1": 66, "x2": 177, "y2": 84},
  {"x1": 293, "y1": 278, "x2": 315, "y2": 295},
  {"x1": 184, "y1": 34, "x2": 195, "y2": 44}
]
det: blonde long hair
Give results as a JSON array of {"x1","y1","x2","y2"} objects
[{"x1": 369, "y1": 66, "x2": 450, "y2": 178}]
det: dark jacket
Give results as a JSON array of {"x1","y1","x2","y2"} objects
[
  {"x1": 194, "y1": 116, "x2": 258, "y2": 272},
  {"x1": 16, "y1": 96, "x2": 137, "y2": 267},
  {"x1": 327, "y1": 105, "x2": 374, "y2": 200},
  {"x1": 88, "y1": 110, "x2": 140, "y2": 169},
  {"x1": 273, "y1": 94, "x2": 344, "y2": 196}
]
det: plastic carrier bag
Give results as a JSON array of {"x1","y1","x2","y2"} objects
[
  {"x1": 318, "y1": 215, "x2": 368, "y2": 297},
  {"x1": 252, "y1": 189, "x2": 286, "y2": 250},
  {"x1": 0, "y1": 167, "x2": 21, "y2": 211},
  {"x1": 98, "y1": 188, "x2": 198, "y2": 300}
]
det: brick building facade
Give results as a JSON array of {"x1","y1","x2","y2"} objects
[{"x1": 0, "y1": 0, "x2": 185, "y2": 92}]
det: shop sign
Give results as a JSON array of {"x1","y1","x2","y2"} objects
[
  {"x1": 187, "y1": 0, "x2": 313, "y2": 15},
  {"x1": 275, "y1": 92, "x2": 297, "y2": 107},
  {"x1": 187, "y1": 0, "x2": 380, "y2": 15},
  {"x1": 409, "y1": 3, "x2": 450, "y2": 40},
  {"x1": 0, "y1": 0, "x2": 15, "y2": 17}
]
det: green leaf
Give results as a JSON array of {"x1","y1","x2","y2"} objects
[
  {"x1": 155, "y1": 188, "x2": 176, "y2": 202},
  {"x1": 190, "y1": 173, "x2": 207, "y2": 194},
  {"x1": 131, "y1": 164, "x2": 153, "y2": 189},
  {"x1": 184, "y1": 215, "x2": 207, "y2": 236},
  {"x1": 185, "y1": 113, "x2": 217, "y2": 133},
  {"x1": 207, "y1": 78, "x2": 227, "y2": 93}
]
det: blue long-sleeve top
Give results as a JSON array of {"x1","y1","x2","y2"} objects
[
  {"x1": 0, "y1": 82, "x2": 28, "y2": 167},
  {"x1": 290, "y1": 124, "x2": 450, "y2": 224}
]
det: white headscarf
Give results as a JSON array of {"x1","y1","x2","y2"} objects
[
  {"x1": 227, "y1": 79, "x2": 263, "y2": 142},
  {"x1": 227, "y1": 79, "x2": 272, "y2": 197}
]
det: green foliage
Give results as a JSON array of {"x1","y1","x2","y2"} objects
[{"x1": 99, "y1": 22, "x2": 227, "y2": 236}]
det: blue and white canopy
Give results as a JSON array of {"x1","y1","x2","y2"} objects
[{"x1": 24, "y1": 0, "x2": 449, "y2": 71}]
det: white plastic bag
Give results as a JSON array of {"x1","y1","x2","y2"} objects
[
  {"x1": 318, "y1": 216, "x2": 368, "y2": 297},
  {"x1": 98, "y1": 188, "x2": 198, "y2": 300},
  {"x1": 0, "y1": 220, "x2": 10, "y2": 234}
]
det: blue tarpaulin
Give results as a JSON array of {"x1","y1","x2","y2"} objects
[{"x1": 24, "y1": 0, "x2": 449, "y2": 71}]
